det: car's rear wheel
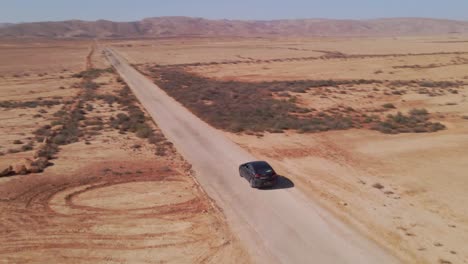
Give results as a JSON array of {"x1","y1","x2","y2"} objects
[{"x1": 249, "y1": 178, "x2": 256, "y2": 188}]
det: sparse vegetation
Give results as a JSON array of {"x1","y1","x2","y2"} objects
[
  {"x1": 72, "y1": 68, "x2": 113, "y2": 79},
  {"x1": 13, "y1": 140, "x2": 23, "y2": 145},
  {"x1": 382, "y1": 103, "x2": 396, "y2": 109},
  {"x1": 372, "y1": 183, "x2": 385, "y2": 189},
  {"x1": 21, "y1": 142, "x2": 34, "y2": 151},
  {"x1": 150, "y1": 66, "x2": 364, "y2": 133},
  {"x1": 149, "y1": 66, "x2": 448, "y2": 135},
  {"x1": 0, "y1": 99, "x2": 61, "y2": 109},
  {"x1": 103, "y1": 86, "x2": 169, "y2": 154},
  {"x1": 35, "y1": 143, "x2": 59, "y2": 159},
  {"x1": 372, "y1": 108, "x2": 445, "y2": 134}
]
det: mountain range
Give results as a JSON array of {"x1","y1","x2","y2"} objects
[{"x1": 0, "y1": 17, "x2": 467, "y2": 38}]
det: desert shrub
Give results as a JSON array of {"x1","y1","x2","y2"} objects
[
  {"x1": 132, "y1": 144, "x2": 141, "y2": 149},
  {"x1": 0, "y1": 100, "x2": 60, "y2": 109},
  {"x1": 13, "y1": 140, "x2": 23, "y2": 145},
  {"x1": 97, "y1": 94, "x2": 118, "y2": 105},
  {"x1": 409, "y1": 108, "x2": 428, "y2": 116},
  {"x1": 116, "y1": 113, "x2": 130, "y2": 122},
  {"x1": 53, "y1": 110, "x2": 67, "y2": 118},
  {"x1": 135, "y1": 124, "x2": 153, "y2": 138},
  {"x1": 8, "y1": 149, "x2": 20, "y2": 154},
  {"x1": 72, "y1": 68, "x2": 113, "y2": 79},
  {"x1": 21, "y1": 142, "x2": 34, "y2": 151},
  {"x1": 148, "y1": 134, "x2": 165, "y2": 144},
  {"x1": 84, "y1": 81, "x2": 99, "y2": 90},
  {"x1": 372, "y1": 183, "x2": 384, "y2": 189},
  {"x1": 36, "y1": 144, "x2": 59, "y2": 159},
  {"x1": 382, "y1": 103, "x2": 396, "y2": 109},
  {"x1": 372, "y1": 109, "x2": 445, "y2": 134},
  {"x1": 428, "y1": 122, "x2": 446, "y2": 132},
  {"x1": 51, "y1": 120, "x2": 63, "y2": 126},
  {"x1": 34, "y1": 125, "x2": 52, "y2": 137},
  {"x1": 84, "y1": 118, "x2": 103, "y2": 127},
  {"x1": 85, "y1": 104, "x2": 94, "y2": 112},
  {"x1": 155, "y1": 146, "x2": 166, "y2": 156},
  {"x1": 277, "y1": 92, "x2": 291, "y2": 97},
  {"x1": 419, "y1": 81, "x2": 437, "y2": 88},
  {"x1": 52, "y1": 134, "x2": 67, "y2": 145},
  {"x1": 392, "y1": 90, "x2": 404, "y2": 95}
]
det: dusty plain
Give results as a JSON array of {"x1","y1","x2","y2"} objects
[
  {"x1": 0, "y1": 40, "x2": 248, "y2": 263},
  {"x1": 108, "y1": 36, "x2": 468, "y2": 264}
]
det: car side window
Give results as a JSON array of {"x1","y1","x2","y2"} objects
[{"x1": 247, "y1": 164, "x2": 253, "y2": 172}]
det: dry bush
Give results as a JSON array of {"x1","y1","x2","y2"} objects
[
  {"x1": 151, "y1": 67, "x2": 364, "y2": 133},
  {"x1": 21, "y1": 142, "x2": 34, "y2": 151},
  {"x1": 149, "y1": 66, "x2": 451, "y2": 135},
  {"x1": 372, "y1": 108, "x2": 445, "y2": 134},
  {"x1": 35, "y1": 144, "x2": 59, "y2": 159},
  {"x1": 13, "y1": 140, "x2": 23, "y2": 145},
  {"x1": 0, "y1": 100, "x2": 61, "y2": 109},
  {"x1": 372, "y1": 183, "x2": 385, "y2": 189},
  {"x1": 72, "y1": 68, "x2": 113, "y2": 79},
  {"x1": 382, "y1": 103, "x2": 396, "y2": 109}
]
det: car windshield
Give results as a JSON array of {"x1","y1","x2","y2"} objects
[{"x1": 253, "y1": 163, "x2": 273, "y2": 174}]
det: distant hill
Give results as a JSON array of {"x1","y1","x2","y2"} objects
[
  {"x1": 0, "y1": 23, "x2": 12, "y2": 28},
  {"x1": 1, "y1": 17, "x2": 467, "y2": 38}
]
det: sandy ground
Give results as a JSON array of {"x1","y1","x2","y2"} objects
[
  {"x1": 106, "y1": 47, "x2": 398, "y2": 264},
  {"x1": 0, "y1": 40, "x2": 248, "y2": 263},
  {"x1": 0, "y1": 139, "x2": 247, "y2": 263},
  {"x1": 110, "y1": 36, "x2": 468, "y2": 264}
]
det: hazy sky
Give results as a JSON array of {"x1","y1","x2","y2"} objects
[{"x1": 1, "y1": 0, "x2": 468, "y2": 23}]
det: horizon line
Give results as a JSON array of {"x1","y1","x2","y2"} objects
[{"x1": 2, "y1": 15, "x2": 468, "y2": 25}]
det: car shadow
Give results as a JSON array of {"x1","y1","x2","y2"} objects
[{"x1": 260, "y1": 175, "x2": 294, "y2": 190}]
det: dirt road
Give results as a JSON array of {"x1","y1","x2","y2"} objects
[{"x1": 104, "y1": 48, "x2": 399, "y2": 264}]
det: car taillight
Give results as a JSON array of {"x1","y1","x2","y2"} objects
[{"x1": 255, "y1": 174, "x2": 261, "y2": 178}]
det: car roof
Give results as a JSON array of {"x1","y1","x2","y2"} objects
[{"x1": 248, "y1": 161, "x2": 271, "y2": 168}]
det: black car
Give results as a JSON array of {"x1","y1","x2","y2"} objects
[{"x1": 239, "y1": 161, "x2": 278, "y2": 188}]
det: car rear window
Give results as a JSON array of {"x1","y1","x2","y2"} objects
[{"x1": 253, "y1": 163, "x2": 273, "y2": 174}]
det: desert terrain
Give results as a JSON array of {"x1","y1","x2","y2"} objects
[
  {"x1": 0, "y1": 40, "x2": 248, "y2": 263},
  {"x1": 1, "y1": 22, "x2": 468, "y2": 263},
  {"x1": 106, "y1": 36, "x2": 468, "y2": 264}
]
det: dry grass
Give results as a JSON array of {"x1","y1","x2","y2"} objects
[{"x1": 147, "y1": 66, "x2": 446, "y2": 135}]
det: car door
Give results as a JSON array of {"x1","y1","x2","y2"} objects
[{"x1": 246, "y1": 164, "x2": 255, "y2": 180}]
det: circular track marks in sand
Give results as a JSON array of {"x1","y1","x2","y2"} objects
[{"x1": 0, "y1": 162, "x2": 234, "y2": 263}]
